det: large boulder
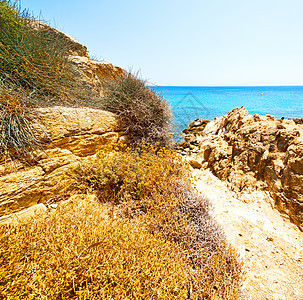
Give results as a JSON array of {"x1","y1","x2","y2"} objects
[
  {"x1": 181, "y1": 107, "x2": 303, "y2": 231},
  {"x1": 0, "y1": 106, "x2": 124, "y2": 216}
]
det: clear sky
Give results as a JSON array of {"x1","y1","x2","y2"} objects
[{"x1": 20, "y1": 0, "x2": 303, "y2": 86}]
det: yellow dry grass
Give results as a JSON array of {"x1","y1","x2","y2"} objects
[{"x1": 0, "y1": 197, "x2": 188, "y2": 299}]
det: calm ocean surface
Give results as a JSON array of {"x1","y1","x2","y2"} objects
[{"x1": 152, "y1": 86, "x2": 303, "y2": 139}]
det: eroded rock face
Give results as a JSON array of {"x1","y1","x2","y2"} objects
[
  {"x1": 180, "y1": 107, "x2": 303, "y2": 230},
  {"x1": 0, "y1": 107, "x2": 124, "y2": 216},
  {"x1": 70, "y1": 56, "x2": 125, "y2": 97},
  {"x1": 36, "y1": 106, "x2": 122, "y2": 156}
]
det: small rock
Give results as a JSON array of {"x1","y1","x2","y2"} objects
[
  {"x1": 189, "y1": 160, "x2": 202, "y2": 169},
  {"x1": 266, "y1": 114, "x2": 275, "y2": 121}
]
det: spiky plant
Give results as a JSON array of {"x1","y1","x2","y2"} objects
[{"x1": 101, "y1": 72, "x2": 174, "y2": 148}]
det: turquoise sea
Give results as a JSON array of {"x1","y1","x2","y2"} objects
[{"x1": 152, "y1": 86, "x2": 303, "y2": 140}]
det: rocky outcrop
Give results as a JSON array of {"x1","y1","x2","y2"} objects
[
  {"x1": 29, "y1": 20, "x2": 90, "y2": 57},
  {"x1": 30, "y1": 20, "x2": 125, "y2": 97},
  {"x1": 0, "y1": 21, "x2": 127, "y2": 217},
  {"x1": 0, "y1": 106, "x2": 125, "y2": 216},
  {"x1": 70, "y1": 56, "x2": 124, "y2": 97},
  {"x1": 35, "y1": 106, "x2": 123, "y2": 156},
  {"x1": 180, "y1": 107, "x2": 303, "y2": 230}
]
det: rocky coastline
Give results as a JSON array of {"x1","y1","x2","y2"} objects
[{"x1": 178, "y1": 107, "x2": 303, "y2": 231}]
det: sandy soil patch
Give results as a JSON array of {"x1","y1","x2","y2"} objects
[{"x1": 192, "y1": 168, "x2": 303, "y2": 300}]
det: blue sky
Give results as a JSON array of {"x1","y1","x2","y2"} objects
[{"x1": 20, "y1": 0, "x2": 303, "y2": 86}]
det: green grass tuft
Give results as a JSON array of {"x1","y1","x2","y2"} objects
[{"x1": 0, "y1": 0, "x2": 94, "y2": 162}]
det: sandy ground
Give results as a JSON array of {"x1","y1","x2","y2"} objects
[{"x1": 192, "y1": 168, "x2": 303, "y2": 300}]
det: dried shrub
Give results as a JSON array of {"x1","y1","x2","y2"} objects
[
  {"x1": 100, "y1": 72, "x2": 173, "y2": 147},
  {"x1": 73, "y1": 144, "x2": 244, "y2": 299},
  {"x1": 73, "y1": 143, "x2": 185, "y2": 202},
  {"x1": 0, "y1": 197, "x2": 188, "y2": 299},
  {"x1": 0, "y1": 144, "x2": 244, "y2": 299},
  {"x1": 190, "y1": 246, "x2": 244, "y2": 299},
  {"x1": 0, "y1": 88, "x2": 49, "y2": 162}
]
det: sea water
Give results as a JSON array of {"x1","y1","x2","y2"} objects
[{"x1": 151, "y1": 86, "x2": 303, "y2": 140}]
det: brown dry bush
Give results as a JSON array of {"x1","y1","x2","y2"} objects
[
  {"x1": 0, "y1": 144, "x2": 244, "y2": 299},
  {"x1": 73, "y1": 144, "x2": 244, "y2": 299},
  {"x1": 100, "y1": 72, "x2": 173, "y2": 148},
  {"x1": 0, "y1": 197, "x2": 188, "y2": 299}
]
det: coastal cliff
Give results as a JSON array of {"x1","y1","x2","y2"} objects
[
  {"x1": 0, "y1": 20, "x2": 126, "y2": 217},
  {"x1": 179, "y1": 107, "x2": 303, "y2": 231}
]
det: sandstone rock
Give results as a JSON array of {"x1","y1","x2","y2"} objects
[
  {"x1": 0, "y1": 106, "x2": 124, "y2": 216},
  {"x1": 69, "y1": 56, "x2": 124, "y2": 97},
  {"x1": 292, "y1": 118, "x2": 303, "y2": 125},
  {"x1": 0, "y1": 203, "x2": 48, "y2": 225},
  {"x1": 0, "y1": 167, "x2": 45, "y2": 214},
  {"x1": 180, "y1": 107, "x2": 303, "y2": 230},
  {"x1": 182, "y1": 119, "x2": 210, "y2": 135},
  {"x1": 188, "y1": 159, "x2": 203, "y2": 169},
  {"x1": 266, "y1": 114, "x2": 275, "y2": 121},
  {"x1": 203, "y1": 118, "x2": 221, "y2": 135},
  {"x1": 29, "y1": 20, "x2": 89, "y2": 58},
  {"x1": 0, "y1": 148, "x2": 80, "y2": 216},
  {"x1": 35, "y1": 106, "x2": 121, "y2": 140},
  {"x1": 177, "y1": 141, "x2": 190, "y2": 149}
]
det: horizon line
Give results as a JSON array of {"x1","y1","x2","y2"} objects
[{"x1": 148, "y1": 84, "x2": 303, "y2": 87}]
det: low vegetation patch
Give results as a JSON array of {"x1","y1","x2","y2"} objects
[
  {"x1": 0, "y1": 88, "x2": 48, "y2": 161},
  {"x1": 0, "y1": 1, "x2": 83, "y2": 100},
  {"x1": 0, "y1": 0, "x2": 93, "y2": 162},
  {"x1": 0, "y1": 198, "x2": 188, "y2": 299},
  {"x1": 73, "y1": 144, "x2": 244, "y2": 299},
  {"x1": 0, "y1": 144, "x2": 244, "y2": 299}
]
